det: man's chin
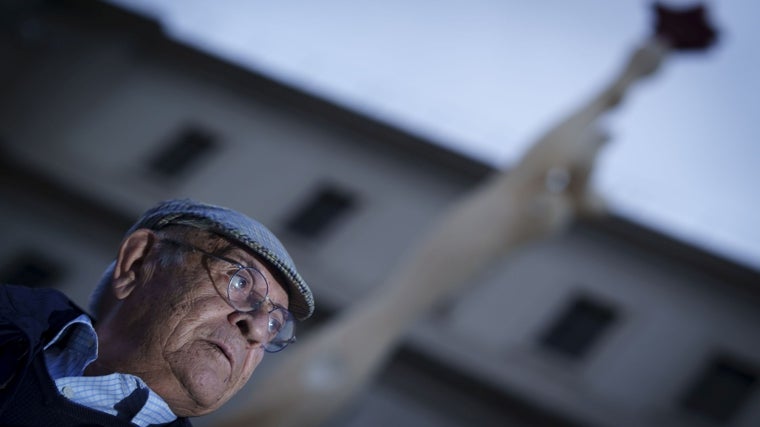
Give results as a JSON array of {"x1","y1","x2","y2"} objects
[
  {"x1": 168, "y1": 362, "x2": 235, "y2": 417},
  {"x1": 171, "y1": 386, "x2": 229, "y2": 417}
]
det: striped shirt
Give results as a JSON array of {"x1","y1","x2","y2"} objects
[{"x1": 43, "y1": 314, "x2": 177, "y2": 426}]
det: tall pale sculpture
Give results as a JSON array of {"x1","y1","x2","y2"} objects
[{"x1": 218, "y1": 4, "x2": 717, "y2": 427}]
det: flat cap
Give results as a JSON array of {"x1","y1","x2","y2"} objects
[{"x1": 128, "y1": 199, "x2": 314, "y2": 320}]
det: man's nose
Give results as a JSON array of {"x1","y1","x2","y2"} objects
[{"x1": 228, "y1": 310, "x2": 269, "y2": 346}]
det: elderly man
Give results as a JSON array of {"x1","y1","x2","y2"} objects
[{"x1": 0, "y1": 199, "x2": 314, "y2": 426}]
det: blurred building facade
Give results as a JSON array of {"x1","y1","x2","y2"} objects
[{"x1": 1, "y1": 2, "x2": 759, "y2": 426}]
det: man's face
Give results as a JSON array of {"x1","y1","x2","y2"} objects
[{"x1": 98, "y1": 232, "x2": 290, "y2": 417}]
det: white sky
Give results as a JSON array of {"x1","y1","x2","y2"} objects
[{"x1": 109, "y1": 0, "x2": 759, "y2": 270}]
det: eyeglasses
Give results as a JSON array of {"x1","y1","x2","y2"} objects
[{"x1": 161, "y1": 239, "x2": 296, "y2": 352}]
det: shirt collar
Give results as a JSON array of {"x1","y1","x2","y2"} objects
[{"x1": 43, "y1": 313, "x2": 178, "y2": 426}]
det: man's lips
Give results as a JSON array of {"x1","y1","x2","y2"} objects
[{"x1": 208, "y1": 340, "x2": 234, "y2": 367}]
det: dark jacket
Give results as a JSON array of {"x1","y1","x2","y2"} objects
[{"x1": 0, "y1": 285, "x2": 191, "y2": 427}]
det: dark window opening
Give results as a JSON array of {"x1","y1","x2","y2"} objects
[
  {"x1": 284, "y1": 184, "x2": 357, "y2": 239},
  {"x1": 539, "y1": 295, "x2": 617, "y2": 360},
  {"x1": 148, "y1": 124, "x2": 218, "y2": 178},
  {"x1": 681, "y1": 355, "x2": 757, "y2": 424},
  {"x1": 0, "y1": 250, "x2": 65, "y2": 288}
]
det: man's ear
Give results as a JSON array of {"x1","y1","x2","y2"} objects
[{"x1": 112, "y1": 228, "x2": 158, "y2": 300}]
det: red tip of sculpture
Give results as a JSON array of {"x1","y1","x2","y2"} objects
[{"x1": 654, "y1": 3, "x2": 718, "y2": 50}]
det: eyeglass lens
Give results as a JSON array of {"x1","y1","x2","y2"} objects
[{"x1": 228, "y1": 268, "x2": 295, "y2": 352}]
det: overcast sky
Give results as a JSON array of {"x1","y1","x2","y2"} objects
[{"x1": 110, "y1": 0, "x2": 759, "y2": 270}]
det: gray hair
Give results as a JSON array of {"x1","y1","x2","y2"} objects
[{"x1": 88, "y1": 260, "x2": 117, "y2": 319}]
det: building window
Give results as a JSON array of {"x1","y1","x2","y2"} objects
[
  {"x1": 681, "y1": 354, "x2": 758, "y2": 424},
  {"x1": 284, "y1": 183, "x2": 357, "y2": 239},
  {"x1": 0, "y1": 250, "x2": 64, "y2": 288},
  {"x1": 539, "y1": 295, "x2": 617, "y2": 360},
  {"x1": 148, "y1": 124, "x2": 218, "y2": 178}
]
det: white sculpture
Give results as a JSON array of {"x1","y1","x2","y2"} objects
[{"x1": 217, "y1": 4, "x2": 716, "y2": 425}]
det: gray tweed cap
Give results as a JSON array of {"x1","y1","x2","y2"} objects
[{"x1": 127, "y1": 198, "x2": 314, "y2": 320}]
